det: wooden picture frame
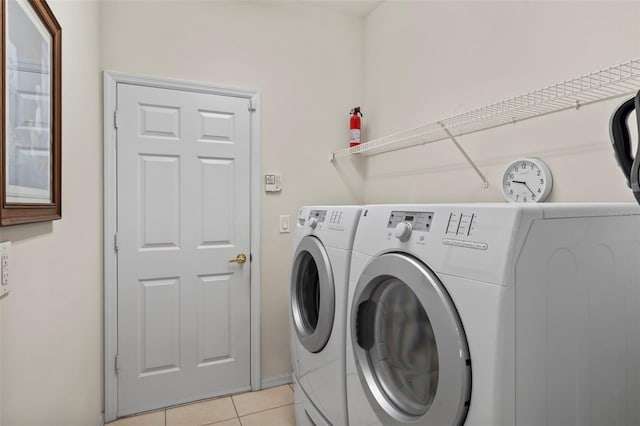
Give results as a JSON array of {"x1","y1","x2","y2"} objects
[{"x1": 0, "y1": 0, "x2": 61, "y2": 226}]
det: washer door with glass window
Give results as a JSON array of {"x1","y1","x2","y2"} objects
[
  {"x1": 291, "y1": 235, "x2": 335, "y2": 353},
  {"x1": 351, "y1": 253, "x2": 471, "y2": 426}
]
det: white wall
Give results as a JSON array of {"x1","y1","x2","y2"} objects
[
  {"x1": 362, "y1": 1, "x2": 640, "y2": 204},
  {"x1": 3, "y1": 1, "x2": 639, "y2": 424},
  {"x1": 0, "y1": 1, "x2": 103, "y2": 425},
  {"x1": 100, "y1": 0, "x2": 364, "y2": 382}
]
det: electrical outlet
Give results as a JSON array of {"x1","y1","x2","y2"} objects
[
  {"x1": 279, "y1": 215, "x2": 291, "y2": 233},
  {"x1": 0, "y1": 241, "x2": 10, "y2": 298}
]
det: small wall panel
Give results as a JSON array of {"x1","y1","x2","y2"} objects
[
  {"x1": 139, "y1": 277, "x2": 181, "y2": 376},
  {"x1": 197, "y1": 274, "x2": 232, "y2": 366},
  {"x1": 199, "y1": 158, "x2": 234, "y2": 247},
  {"x1": 139, "y1": 155, "x2": 180, "y2": 250},
  {"x1": 546, "y1": 248, "x2": 580, "y2": 425},
  {"x1": 588, "y1": 244, "x2": 625, "y2": 425},
  {"x1": 198, "y1": 110, "x2": 234, "y2": 143},
  {"x1": 139, "y1": 104, "x2": 180, "y2": 139}
]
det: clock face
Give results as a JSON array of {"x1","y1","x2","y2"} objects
[{"x1": 501, "y1": 158, "x2": 553, "y2": 203}]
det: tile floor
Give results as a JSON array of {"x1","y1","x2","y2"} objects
[{"x1": 107, "y1": 384, "x2": 295, "y2": 426}]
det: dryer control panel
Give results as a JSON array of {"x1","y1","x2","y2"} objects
[
  {"x1": 443, "y1": 212, "x2": 488, "y2": 250},
  {"x1": 354, "y1": 204, "x2": 535, "y2": 285},
  {"x1": 445, "y1": 212, "x2": 477, "y2": 237}
]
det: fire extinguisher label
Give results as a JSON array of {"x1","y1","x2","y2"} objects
[{"x1": 350, "y1": 129, "x2": 361, "y2": 143}]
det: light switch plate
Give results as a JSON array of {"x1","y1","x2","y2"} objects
[
  {"x1": 1, "y1": 241, "x2": 10, "y2": 298},
  {"x1": 279, "y1": 215, "x2": 291, "y2": 233}
]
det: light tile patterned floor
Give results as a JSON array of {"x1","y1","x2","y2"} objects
[{"x1": 107, "y1": 384, "x2": 295, "y2": 426}]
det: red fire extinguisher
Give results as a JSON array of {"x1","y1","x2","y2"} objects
[{"x1": 350, "y1": 107, "x2": 363, "y2": 147}]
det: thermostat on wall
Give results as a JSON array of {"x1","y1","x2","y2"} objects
[{"x1": 265, "y1": 173, "x2": 282, "y2": 192}]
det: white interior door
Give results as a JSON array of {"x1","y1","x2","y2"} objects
[{"x1": 116, "y1": 83, "x2": 252, "y2": 415}]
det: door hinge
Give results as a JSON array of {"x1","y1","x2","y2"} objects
[
  {"x1": 115, "y1": 354, "x2": 120, "y2": 375},
  {"x1": 114, "y1": 110, "x2": 119, "y2": 129},
  {"x1": 114, "y1": 233, "x2": 119, "y2": 252},
  {"x1": 248, "y1": 100, "x2": 256, "y2": 113}
]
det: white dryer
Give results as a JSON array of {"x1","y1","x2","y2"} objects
[
  {"x1": 290, "y1": 205, "x2": 362, "y2": 426},
  {"x1": 346, "y1": 203, "x2": 640, "y2": 426}
]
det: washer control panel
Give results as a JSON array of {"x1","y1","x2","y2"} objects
[{"x1": 387, "y1": 211, "x2": 434, "y2": 232}]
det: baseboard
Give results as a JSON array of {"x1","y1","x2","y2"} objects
[
  {"x1": 100, "y1": 376, "x2": 291, "y2": 424},
  {"x1": 260, "y1": 372, "x2": 293, "y2": 389}
]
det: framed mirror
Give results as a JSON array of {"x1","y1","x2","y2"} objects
[{"x1": 0, "y1": 0, "x2": 61, "y2": 226}]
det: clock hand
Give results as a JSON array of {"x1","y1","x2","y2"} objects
[
  {"x1": 512, "y1": 180, "x2": 535, "y2": 196},
  {"x1": 523, "y1": 183, "x2": 535, "y2": 196}
]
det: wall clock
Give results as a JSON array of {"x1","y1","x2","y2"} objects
[{"x1": 501, "y1": 158, "x2": 553, "y2": 203}]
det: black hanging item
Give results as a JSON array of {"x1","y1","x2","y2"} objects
[{"x1": 610, "y1": 90, "x2": 640, "y2": 204}]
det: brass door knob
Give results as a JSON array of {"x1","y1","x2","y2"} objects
[{"x1": 228, "y1": 253, "x2": 247, "y2": 264}]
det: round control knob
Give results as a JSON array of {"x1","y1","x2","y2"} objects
[
  {"x1": 308, "y1": 217, "x2": 318, "y2": 229},
  {"x1": 394, "y1": 222, "x2": 412, "y2": 241}
]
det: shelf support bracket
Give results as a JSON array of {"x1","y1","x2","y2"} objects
[{"x1": 438, "y1": 122, "x2": 489, "y2": 188}]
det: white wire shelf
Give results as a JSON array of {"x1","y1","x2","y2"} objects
[{"x1": 330, "y1": 59, "x2": 640, "y2": 162}]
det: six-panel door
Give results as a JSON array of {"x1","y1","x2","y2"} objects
[{"x1": 116, "y1": 83, "x2": 252, "y2": 415}]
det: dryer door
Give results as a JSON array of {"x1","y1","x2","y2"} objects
[
  {"x1": 291, "y1": 235, "x2": 335, "y2": 353},
  {"x1": 351, "y1": 253, "x2": 471, "y2": 426}
]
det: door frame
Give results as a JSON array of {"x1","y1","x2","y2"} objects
[{"x1": 103, "y1": 71, "x2": 262, "y2": 422}]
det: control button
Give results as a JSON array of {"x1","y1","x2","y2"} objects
[
  {"x1": 446, "y1": 213, "x2": 460, "y2": 235},
  {"x1": 458, "y1": 214, "x2": 471, "y2": 236},
  {"x1": 330, "y1": 211, "x2": 339, "y2": 223},
  {"x1": 308, "y1": 217, "x2": 318, "y2": 229},
  {"x1": 394, "y1": 222, "x2": 412, "y2": 242},
  {"x1": 419, "y1": 235, "x2": 425, "y2": 242},
  {"x1": 443, "y1": 238, "x2": 487, "y2": 250}
]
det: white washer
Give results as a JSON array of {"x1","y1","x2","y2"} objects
[
  {"x1": 290, "y1": 205, "x2": 362, "y2": 426},
  {"x1": 346, "y1": 203, "x2": 640, "y2": 426}
]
